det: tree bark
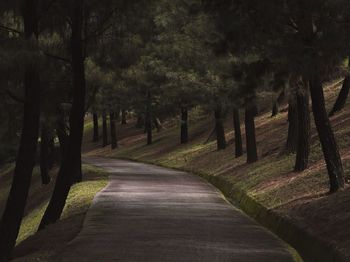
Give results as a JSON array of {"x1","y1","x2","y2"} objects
[
  {"x1": 0, "y1": 0, "x2": 41, "y2": 259},
  {"x1": 286, "y1": 97, "x2": 298, "y2": 153},
  {"x1": 215, "y1": 105, "x2": 227, "y2": 150},
  {"x1": 39, "y1": 0, "x2": 86, "y2": 230},
  {"x1": 92, "y1": 113, "x2": 99, "y2": 142},
  {"x1": 245, "y1": 102, "x2": 258, "y2": 163},
  {"x1": 102, "y1": 112, "x2": 108, "y2": 147},
  {"x1": 329, "y1": 75, "x2": 350, "y2": 117},
  {"x1": 271, "y1": 102, "x2": 278, "y2": 117},
  {"x1": 294, "y1": 86, "x2": 310, "y2": 172},
  {"x1": 233, "y1": 108, "x2": 243, "y2": 158},
  {"x1": 146, "y1": 91, "x2": 152, "y2": 145},
  {"x1": 180, "y1": 107, "x2": 188, "y2": 144},
  {"x1": 110, "y1": 112, "x2": 118, "y2": 149},
  {"x1": 121, "y1": 109, "x2": 127, "y2": 125},
  {"x1": 40, "y1": 125, "x2": 51, "y2": 185},
  {"x1": 309, "y1": 75, "x2": 345, "y2": 193}
]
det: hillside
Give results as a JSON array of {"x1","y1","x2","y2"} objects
[{"x1": 84, "y1": 80, "x2": 350, "y2": 261}]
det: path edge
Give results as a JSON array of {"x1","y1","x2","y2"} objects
[{"x1": 116, "y1": 157, "x2": 347, "y2": 262}]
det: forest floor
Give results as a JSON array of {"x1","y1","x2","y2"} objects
[
  {"x1": 0, "y1": 163, "x2": 108, "y2": 261},
  {"x1": 83, "y1": 80, "x2": 350, "y2": 261}
]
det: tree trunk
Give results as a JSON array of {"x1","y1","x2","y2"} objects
[
  {"x1": 0, "y1": 0, "x2": 41, "y2": 259},
  {"x1": 56, "y1": 108, "x2": 68, "y2": 164},
  {"x1": 92, "y1": 113, "x2": 99, "y2": 142},
  {"x1": 136, "y1": 114, "x2": 144, "y2": 128},
  {"x1": 102, "y1": 112, "x2": 108, "y2": 147},
  {"x1": 233, "y1": 108, "x2": 243, "y2": 158},
  {"x1": 294, "y1": 86, "x2": 310, "y2": 172},
  {"x1": 271, "y1": 102, "x2": 278, "y2": 117},
  {"x1": 146, "y1": 91, "x2": 152, "y2": 145},
  {"x1": 215, "y1": 105, "x2": 226, "y2": 150},
  {"x1": 245, "y1": 102, "x2": 258, "y2": 163},
  {"x1": 309, "y1": 75, "x2": 345, "y2": 192},
  {"x1": 180, "y1": 107, "x2": 188, "y2": 144},
  {"x1": 39, "y1": 0, "x2": 86, "y2": 230},
  {"x1": 286, "y1": 97, "x2": 298, "y2": 153},
  {"x1": 110, "y1": 113, "x2": 118, "y2": 149},
  {"x1": 329, "y1": 75, "x2": 350, "y2": 117},
  {"x1": 121, "y1": 109, "x2": 127, "y2": 125},
  {"x1": 48, "y1": 136, "x2": 55, "y2": 169},
  {"x1": 40, "y1": 126, "x2": 51, "y2": 185}
]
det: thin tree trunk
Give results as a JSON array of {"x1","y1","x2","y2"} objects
[
  {"x1": 40, "y1": 125, "x2": 51, "y2": 185},
  {"x1": 146, "y1": 91, "x2": 152, "y2": 145},
  {"x1": 92, "y1": 113, "x2": 99, "y2": 142},
  {"x1": 39, "y1": 0, "x2": 86, "y2": 230},
  {"x1": 48, "y1": 136, "x2": 55, "y2": 169},
  {"x1": 271, "y1": 102, "x2": 278, "y2": 117},
  {"x1": 102, "y1": 112, "x2": 108, "y2": 147},
  {"x1": 121, "y1": 109, "x2": 127, "y2": 125},
  {"x1": 0, "y1": 0, "x2": 41, "y2": 259},
  {"x1": 329, "y1": 75, "x2": 350, "y2": 117},
  {"x1": 309, "y1": 75, "x2": 345, "y2": 193},
  {"x1": 294, "y1": 85, "x2": 310, "y2": 172},
  {"x1": 110, "y1": 112, "x2": 117, "y2": 149},
  {"x1": 233, "y1": 108, "x2": 243, "y2": 158},
  {"x1": 181, "y1": 107, "x2": 188, "y2": 144},
  {"x1": 136, "y1": 114, "x2": 144, "y2": 128},
  {"x1": 286, "y1": 97, "x2": 298, "y2": 153},
  {"x1": 215, "y1": 105, "x2": 226, "y2": 150},
  {"x1": 245, "y1": 102, "x2": 258, "y2": 163}
]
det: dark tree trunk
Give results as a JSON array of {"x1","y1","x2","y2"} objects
[
  {"x1": 56, "y1": 108, "x2": 68, "y2": 164},
  {"x1": 245, "y1": 102, "x2": 258, "y2": 163},
  {"x1": 102, "y1": 112, "x2": 108, "y2": 147},
  {"x1": 48, "y1": 136, "x2": 55, "y2": 169},
  {"x1": 121, "y1": 109, "x2": 127, "y2": 125},
  {"x1": 329, "y1": 75, "x2": 350, "y2": 117},
  {"x1": 309, "y1": 75, "x2": 345, "y2": 193},
  {"x1": 233, "y1": 108, "x2": 243, "y2": 158},
  {"x1": 92, "y1": 113, "x2": 99, "y2": 142},
  {"x1": 294, "y1": 86, "x2": 310, "y2": 172},
  {"x1": 180, "y1": 107, "x2": 188, "y2": 144},
  {"x1": 0, "y1": 0, "x2": 41, "y2": 259},
  {"x1": 286, "y1": 97, "x2": 298, "y2": 153},
  {"x1": 271, "y1": 102, "x2": 278, "y2": 117},
  {"x1": 146, "y1": 91, "x2": 152, "y2": 145},
  {"x1": 110, "y1": 112, "x2": 118, "y2": 149},
  {"x1": 214, "y1": 105, "x2": 226, "y2": 150},
  {"x1": 39, "y1": 0, "x2": 86, "y2": 230},
  {"x1": 136, "y1": 114, "x2": 144, "y2": 128},
  {"x1": 40, "y1": 126, "x2": 51, "y2": 185}
]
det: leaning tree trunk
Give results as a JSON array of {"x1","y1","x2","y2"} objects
[
  {"x1": 40, "y1": 125, "x2": 51, "y2": 185},
  {"x1": 92, "y1": 113, "x2": 99, "y2": 142},
  {"x1": 110, "y1": 112, "x2": 118, "y2": 149},
  {"x1": 233, "y1": 108, "x2": 243, "y2": 158},
  {"x1": 309, "y1": 75, "x2": 345, "y2": 193},
  {"x1": 180, "y1": 107, "x2": 188, "y2": 144},
  {"x1": 329, "y1": 60, "x2": 350, "y2": 117},
  {"x1": 39, "y1": 0, "x2": 86, "y2": 230},
  {"x1": 102, "y1": 112, "x2": 108, "y2": 147},
  {"x1": 121, "y1": 109, "x2": 127, "y2": 125},
  {"x1": 271, "y1": 102, "x2": 278, "y2": 117},
  {"x1": 329, "y1": 77, "x2": 350, "y2": 116},
  {"x1": 215, "y1": 105, "x2": 227, "y2": 150},
  {"x1": 286, "y1": 97, "x2": 298, "y2": 153},
  {"x1": 294, "y1": 85, "x2": 310, "y2": 172},
  {"x1": 0, "y1": 0, "x2": 41, "y2": 259},
  {"x1": 146, "y1": 91, "x2": 152, "y2": 145},
  {"x1": 245, "y1": 102, "x2": 258, "y2": 163}
]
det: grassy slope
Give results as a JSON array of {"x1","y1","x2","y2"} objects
[
  {"x1": 0, "y1": 160, "x2": 108, "y2": 261},
  {"x1": 85, "y1": 80, "x2": 350, "y2": 260}
]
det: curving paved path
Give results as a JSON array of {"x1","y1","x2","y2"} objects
[{"x1": 56, "y1": 157, "x2": 297, "y2": 262}]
